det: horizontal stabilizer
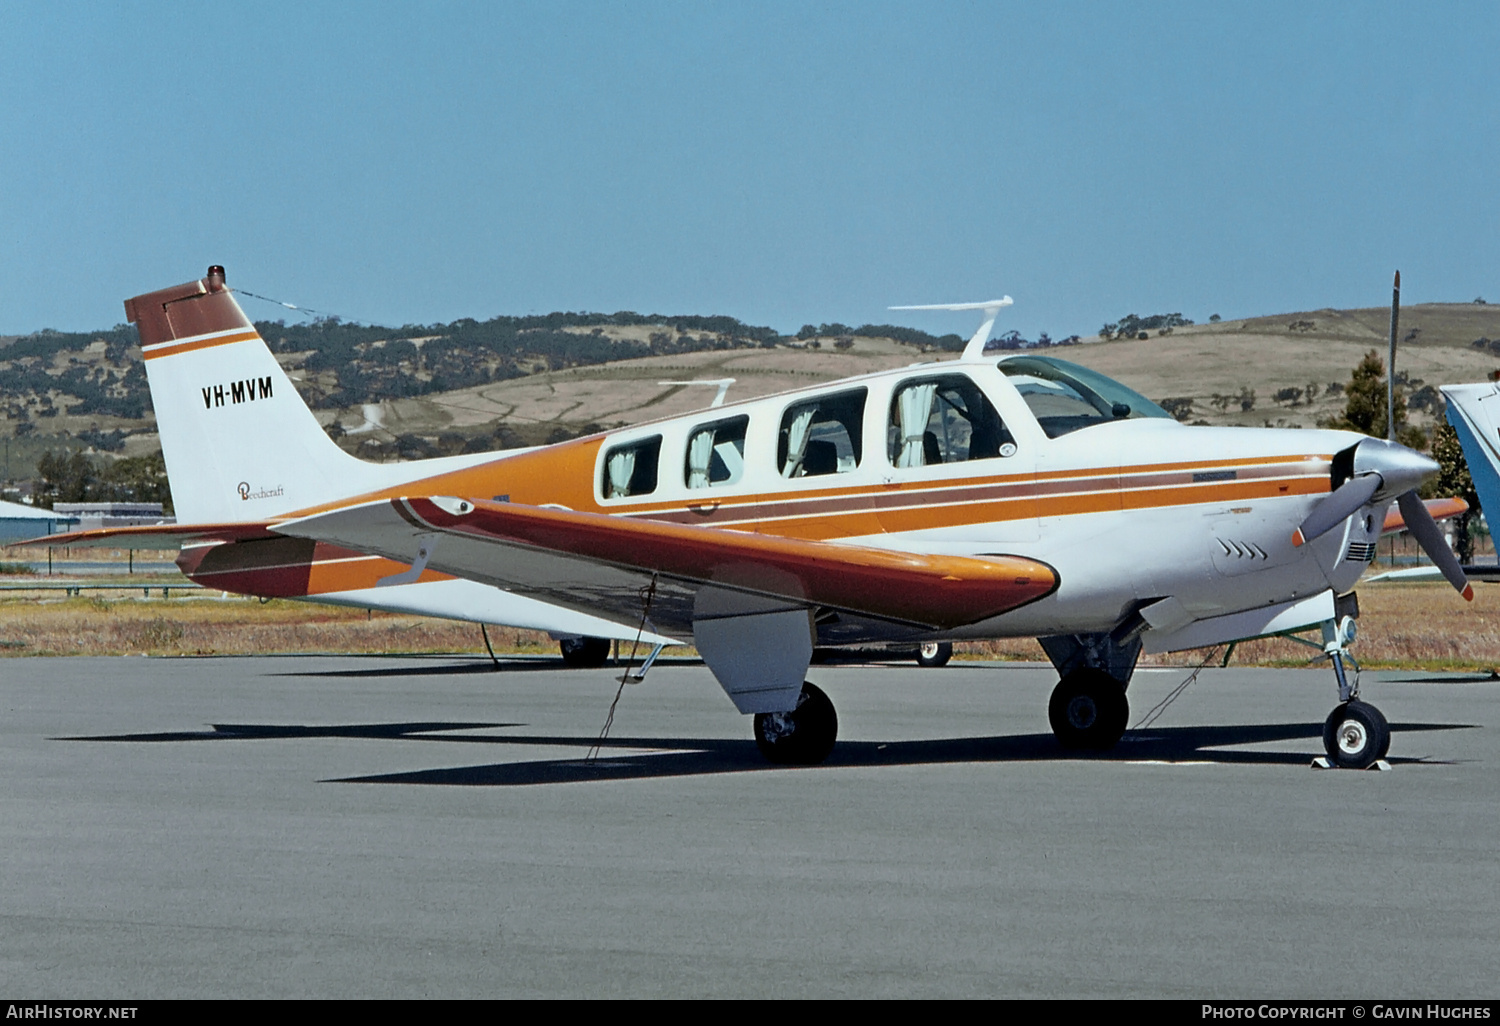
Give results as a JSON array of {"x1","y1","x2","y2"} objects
[{"x1": 8, "y1": 522, "x2": 281, "y2": 551}]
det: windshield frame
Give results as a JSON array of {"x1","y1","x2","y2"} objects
[{"x1": 996, "y1": 355, "x2": 1173, "y2": 439}]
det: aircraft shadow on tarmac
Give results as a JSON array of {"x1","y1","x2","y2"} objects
[
  {"x1": 62, "y1": 719, "x2": 1474, "y2": 785},
  {"x1": 269, "y1": 656, "x2": 704, "y2": 679},
  {"x1": 273, "y1": 659, "x2": 582, "y2": 678}
]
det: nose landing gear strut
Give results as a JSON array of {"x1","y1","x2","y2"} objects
[{"x1": 1318, "y1": 615, "x2": 1390, "y2": 770}]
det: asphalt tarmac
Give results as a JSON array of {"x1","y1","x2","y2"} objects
[{"x1": 1, "y1": 655, "x2": 1495, "y2": 998}]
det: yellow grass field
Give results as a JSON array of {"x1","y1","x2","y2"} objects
[
  {"x1": 0, "y1": 581, "x2": 1493, "y2": 672},
  {"x1": 0, "y1": 591, "x2": 559, "y2": 658}
]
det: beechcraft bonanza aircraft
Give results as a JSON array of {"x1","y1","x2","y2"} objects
[{"x1": 23, "y1": 268, "x2": 1476, "y2": 769}]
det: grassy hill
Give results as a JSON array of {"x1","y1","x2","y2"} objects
[
  {"x1": 310, "y1": 301, "x2": 1500, "y2": 458},
  {"x1": 1057, "y1": 302, "x2": 1500, "y2": 432},
  {"x1": 6, "y1": 299, "x2": 1500, "y2": 488}
]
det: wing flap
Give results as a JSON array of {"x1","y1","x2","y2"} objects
[{"x1": 278, "y1": 496, "x2": 1058, "y2": 632}]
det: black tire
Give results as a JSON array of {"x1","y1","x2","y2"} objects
[
  {"x1": 559, "y1": 636, "x2": 611, "y2": 668},
  {"x1": 1048, "y1": 669, "x2": 1129, "y2": 751},
  {"x1": 1322, "y1": 700, "x2": 1390, "y2": 769},
  {"x1": 916, "y1": 641, "x2": 953, "y2": 668},
  {"x1": 753, "y1": 682, "x2": 838, "y2": 766}
]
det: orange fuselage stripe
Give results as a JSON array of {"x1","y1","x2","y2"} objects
[
  {"x1": 276, "y1": 445, "x2": 1335, "y2": 546},
  {"x1": 141, "y1": 330, "x2": 260, "y2": 361}
]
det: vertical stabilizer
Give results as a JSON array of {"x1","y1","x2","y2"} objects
[
  {"x1": 1441, "y1": 382, "x2": 1500, "y2": 521},
  {"x1": 127, "y1": 266, "x2": 373, "y2": 523}
]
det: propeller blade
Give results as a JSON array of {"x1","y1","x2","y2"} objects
[
  {"x1": 1396, "y1": 490, "x2": 1473, "y2": 601},
  {"x1": 1292, "y1": 474, "x2": 1381, "y2": 547}
]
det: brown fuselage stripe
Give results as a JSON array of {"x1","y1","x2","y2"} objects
[
  {"x1": 597, "y1": 452, "x2": 1325, "y2": 519},
  {"x1": 627, "y1": 460, "x2": 1330, "y2": 533}
]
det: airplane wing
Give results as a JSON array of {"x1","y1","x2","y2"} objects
[
  {"x1": 1381, "y1": 496, "x2": 1467, "y2": 535},
  {"x1": 276, "y1": 496, "x2": 1058, "y2": 638},
  {"x1": 8, "y1": 521, "x2": 282, "y2": 550},
  {"x1": 1366, "y1": 497, "x2": 1482, "y2": 583},
  {"x1": 1365, "y1": 564, "x2": 1500, "y2": 583}
]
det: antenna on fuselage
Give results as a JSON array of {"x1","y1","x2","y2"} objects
[
  {"x1": 1388, "y1": 271, "x2": 1400, "y2": 442},
  {"x1": 889, "y1": 298, "x2": 1014, "y2": 361}
]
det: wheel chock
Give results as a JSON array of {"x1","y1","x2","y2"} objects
[{"x1": 1310, "y1": 757, "x2": 1392, "y2": 771}]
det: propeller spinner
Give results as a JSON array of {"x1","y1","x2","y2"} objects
[{"x1": 1292, "y1": 437, "x2": 1471, "y2": 600}]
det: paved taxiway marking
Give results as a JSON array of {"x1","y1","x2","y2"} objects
[{"x1": 1121, "y1": 760, "x2": 1214, "y2": 766}]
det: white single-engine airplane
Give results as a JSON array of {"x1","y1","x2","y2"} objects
[{"x1": 25, "y1": 267, "x2": 1475, "y2": 769}]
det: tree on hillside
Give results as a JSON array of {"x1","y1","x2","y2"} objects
[
  {"x1": 1318, "y1": 350, "x2": 1488, "y2": 556},
  {"x1": 1320, "y1": 350, "x2": 1425, "y2": 449},
  {"x1": 1098, "y1": 313, "x2": 1194, "y2": 340}
]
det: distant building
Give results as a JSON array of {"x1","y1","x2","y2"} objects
[
  {"x1": 0, "y1": 499, "x2": 79, "y2": 543},
  {"x1": 51, "y1": 502, "x2": 174, "y2": 533}
]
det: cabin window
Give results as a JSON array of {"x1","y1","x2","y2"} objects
[
  {"x1": 601, "y1": 436, "x2": 661, "y2": 499},
  {"x1": 685, "y1": 415, "x2": 749, "y2": 489},
  {"x1": 778, "y1": 388, "x2": 866, "y2": 478},
  {"x1": 887, "y1": 374, "x2": 1014, "y2": 468},
  {"x1": 998, "y1": 356, "x2": 1172, "y2": 438}
]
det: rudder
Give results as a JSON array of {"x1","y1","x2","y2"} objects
[{"x1": 127, "y1": 266, "x2": 374, "y2": 523}]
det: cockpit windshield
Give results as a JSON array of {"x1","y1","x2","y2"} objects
[{"x1": 998, "y1": 355, "x2": 1172, "y2": 439}]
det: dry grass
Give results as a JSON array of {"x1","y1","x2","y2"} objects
[
  {"x1": 0, "y1": 592, "x2": 557, "y2": 658},
  {"x1": 1195, "y1": 582, "x2": 1500, "y2": 670},
  {"x1": 953, "y1": 581, "x2": 1500, "y2": 670},
  {"x1": 1, "y1": 581, "x2": 1496, "y2": 670}
]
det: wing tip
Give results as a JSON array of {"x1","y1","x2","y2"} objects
[{"x1": 1291, "y1": 529, "x2": 1306, "y2": 548}]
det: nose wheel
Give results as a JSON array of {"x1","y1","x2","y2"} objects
[{"x1": 1323, "y1": 700, "x2": 1390, "y2": 769}]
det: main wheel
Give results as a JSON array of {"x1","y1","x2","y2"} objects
[
  {"x1": 559, "y1": 636, "x2": 611, "y2": 668},
  {"x1": 1048, "y1": 669, "x2": 1129, "y2": 751},
  {"x1": 1322, "y1": 700, "x2": 1390, "y2": 769},
  {"x1": 916, "y1": 641, "x2": 953, "y2": 668},
  {"x1": 753, "y1": 682, "x2": 838, "y2": 765}
]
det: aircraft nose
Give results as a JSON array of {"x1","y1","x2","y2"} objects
[{"x1": 1353, "y1": 437, "x2": 1439, "y2": 497}]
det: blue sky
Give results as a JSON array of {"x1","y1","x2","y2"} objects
[{"x1": 1, "y1": 1, "x2": 1496, "y2": 340}]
